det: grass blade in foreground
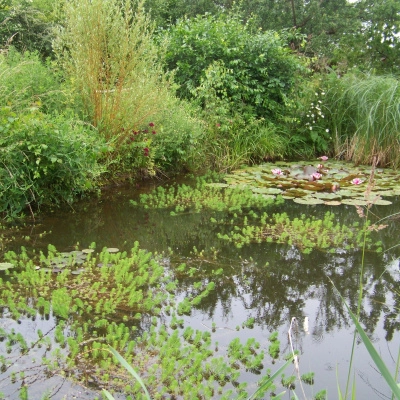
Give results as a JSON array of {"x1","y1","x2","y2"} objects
[
  {"x1": 247, "y1": 356, "x2": 293, "y2": 400},
  {"x1": 103, "y1": 346, "x2": 151, "y2": 400},
  {"x1": 340, "y1": 294, "x2": 400, "y2": 399}
]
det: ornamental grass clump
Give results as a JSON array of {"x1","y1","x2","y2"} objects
[{"x1": 324, "y1": 73, "x2": 400, "y2": 168}]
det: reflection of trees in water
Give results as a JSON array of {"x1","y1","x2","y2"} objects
[{"x1": 171, "y1": 241, "x2": 399, "y2": 340}]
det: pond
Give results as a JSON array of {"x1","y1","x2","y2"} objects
[{"x1": 0, "y1": 165, "x2": 399, "y2": 400}]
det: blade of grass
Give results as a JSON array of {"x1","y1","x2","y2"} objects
[
  {"x1": 102, "y1": 390, "x2": 115, "y2": 400},
  {"x1": 247, "y1": 356, "x2": 292, "y2": 400},
  {"x1": 338, "y1": 292, "x2": 400, "y2": 399},
  {"x1": 107, "y1": 346, "x2": 151, "y2": 400}
]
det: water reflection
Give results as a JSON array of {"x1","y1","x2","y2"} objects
[{"x1": 1, "y1": 181, "x2": 399, "y2": 398}]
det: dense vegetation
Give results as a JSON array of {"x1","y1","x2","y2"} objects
[{"x1": 0, "y1": 0, "x2": 399, "y2": 218}]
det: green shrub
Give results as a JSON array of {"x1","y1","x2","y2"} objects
[
  {"x1": 0, "y1": 0, "x2": 55, "y2": 58},
  {"x1": 0, "y1": 108, "x2": 105, "y2": 218},
  {"x1": 0, "y1": 48, "x2": 65, "y2": 114},
  {"x1": 165, "y1": 13, "x2": 302, "y2": 122},
  {"x1": 162, "y1": 12, "x2": 302, "y2": 169},
  {"x1": 286, "y1": 75, "x2": 332, "y2": 158}
]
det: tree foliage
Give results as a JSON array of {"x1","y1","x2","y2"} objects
[
  {"x1": 164, "y1": 13, "x2": 302, "y2": 122},
  {"x1": 0, "y1": 0, "x2": 57, "y2": 57}
]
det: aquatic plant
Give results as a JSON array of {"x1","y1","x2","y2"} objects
[
  {"x1": 0, "y1": 241, "x2": 302, "y2": 399},
  {"x1": 216, "y1": 210, "x2": 376, "y2": 253},
  {"x1": 130, "y1": 174, "x2": 283, "y2": 214},
  {"x1": 223, "y1": 160, "x2": 399, "y2": 206}
]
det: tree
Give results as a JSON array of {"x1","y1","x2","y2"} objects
[
  {"x1": 164, "y1": 12, "x2": 302, "y2": 121},
  {"x1": 0, "y1": 0, "x2": 56, "y2": 57}
]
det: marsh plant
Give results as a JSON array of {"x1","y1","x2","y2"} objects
[
  {"x1": 324, "y1": 73, "x2": 400, "y2": 168},
  {"x1": 130, "y1": 174, "x2": 282, "y2": 214},
  {"x1": 54, "y1": 0, "x2": 204, "y2": 177},
  {"x1": 216, "y1": 210, "x2": 377, "y2": 253},
  {"x1": 132, "y1": 175, "x2": 379, "y2": 253},
  {"x1": 0, "y1": 243, "x2": 307, "y2": 399}
]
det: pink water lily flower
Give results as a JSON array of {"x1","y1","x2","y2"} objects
[
  {"x1": 318, "y1": 156, "x2": 328, "y2": 161},
  {"x1": 351, "y1": 178, "x2": 364, "y2": 185},
  {"x1": 312, "y1": 172, "x2": 322, "y2": 180},
  {"x1": 271, "y1": 168, "x2": 283, "y2": 176}
]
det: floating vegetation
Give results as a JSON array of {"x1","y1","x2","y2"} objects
[
  {"x1": 215, "y1": 210, "x2": 376, "y2": 253},
  {"x1": 130, "y1": 175, "x2": 283, "y2": 214},
  {"x1": 130, "y1": 173, "x2": 385, "y2": 253},
  {"x1": 0, "y1": 242, "x2": 303, "y2": 399},
  {"x1": 224, "y1": 160, "x2": 400, "y2": 206}
]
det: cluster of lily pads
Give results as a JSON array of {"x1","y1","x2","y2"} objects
[
  {"x1": 223, "y1": 160, "x2": 398, "y2": 206},
  {"x1": 34, "y1": 247, "x2": 120, "y2": 275}
]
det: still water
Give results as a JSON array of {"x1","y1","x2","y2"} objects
[{"x1": 1, "y1": 177, "x2": 399, "y2": 399}]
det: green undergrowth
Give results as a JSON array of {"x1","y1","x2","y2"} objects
[{"x1": 0, "y1": 243, "x2": 316, "y2": 399}]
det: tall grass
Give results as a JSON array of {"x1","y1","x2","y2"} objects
[
  {"x1": 325, "y1": 73, "x2": 400, "y2": 168},
  {"x1": 54, "y1": 0, "x2": 172, "y2": 143}
]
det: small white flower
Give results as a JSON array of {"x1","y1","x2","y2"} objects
[
  {"x1": 321, "y1": 92, "x2": 325, "y2": 95},
  {"x1": 326, "y1": 129, "x2": 329, "y2": 132},
  {"x1": 309, "y1": 126, "x2": 312, "y2": 130}
]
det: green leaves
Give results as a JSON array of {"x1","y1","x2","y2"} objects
[{"x1": 165, "y1": 13, "x2": 301, "y2": 121}]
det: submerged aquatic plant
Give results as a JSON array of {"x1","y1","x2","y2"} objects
[{"x1": 216, "y1": 210, "x2": 376, "y2": 253}]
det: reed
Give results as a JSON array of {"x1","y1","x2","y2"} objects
[{"x1": 326, "y1": 73, "x2": 400, "y2": 168}]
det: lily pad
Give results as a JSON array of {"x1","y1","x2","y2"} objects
[
  {"x1": 341, "y1": 198, "x2": 369, "y2": 206},
  {"x1": 106, "y1": 248, "x2": 120, "y2": 253},
  {"x1": 82, "y1": 249, "x2": 95, "y2": 254},
  {"x1": 0, "y1": 262, "x2": 14, "y2": 271},
  {"x1": 71, "y1": 268, "x2": 86, "y2": 275},
  {"x1": 313, "y1": 192, "x2": 342, "y2": 201},
  {"x1": 293, "y1": 197, "x2": 325, "y2": 205},
  {"x1": 324, "y1": 201, "x2": 342, "y2": 206},
  {"x1": 373, "y1": 199, "x2": 393, "y2": 205}
]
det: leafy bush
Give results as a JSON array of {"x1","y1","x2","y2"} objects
[
  {"x1": 164, "y1": 12, "x2": 302, "y2": 122},
  {"x1": 0, "y1": 108, "x2": 105, "y2": 218},
  {"x1": 151, "y1": 99, "x2": 205, "y2": 172},
  {"x1": 162, "y1": 12, "x2": 302, "y2": 169},
  {"x1": 0, "y1": 48, "x2": 65, "y2": 113},
  {"x1": 0, "y1": 0, "x2": 55, "y2": 57},
  {"x1": 286, "y1": 76, "x2": 332, "y2": 158}
]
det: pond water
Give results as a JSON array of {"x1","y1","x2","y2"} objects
[{"x1": 1, "y1": 175, "x2": 399, "y2": 399}]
